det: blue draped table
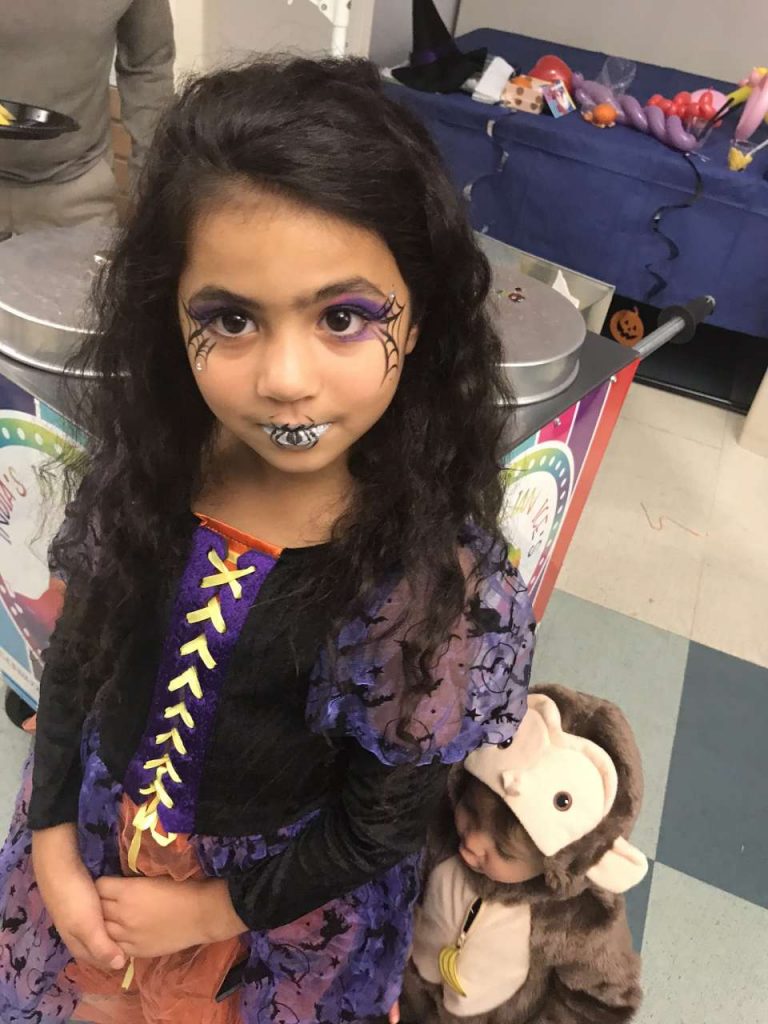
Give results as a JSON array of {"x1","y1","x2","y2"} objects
[{"x1": 384, "y1": 29, "x2": 768, "y2": 339}]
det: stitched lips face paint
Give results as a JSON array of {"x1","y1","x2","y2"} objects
[{"x1": 263, "y1": 422, "x2": 331, "y2": 450}]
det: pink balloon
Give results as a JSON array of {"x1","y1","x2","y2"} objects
[{"x1": 735, "y1": 72, "x2": 768, "y2": 143}]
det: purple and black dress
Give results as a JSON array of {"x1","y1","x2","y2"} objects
[{"x1": 0, "y1": 515, "x2": 535, "y2": 1023}]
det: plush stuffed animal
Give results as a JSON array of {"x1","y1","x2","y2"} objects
[{"x1": 402, "y1": 685, "x2": 647, "y2": 1023}]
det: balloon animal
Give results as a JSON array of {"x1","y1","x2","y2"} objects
[
  {"x1": 572, "y1": 72, "x2": 699, "y2": 152},
  {"x1": 731, "y1": 67, "x2": 768, "y2": 142},
  {"x1": 727, "y1": 67, "x2": 768, "y2": 170}
]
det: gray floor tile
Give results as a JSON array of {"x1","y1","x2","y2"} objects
[
  {"x1": 626, "y1": 858, "x2": 653, "y2": 952},
  {"x1": 532, "y1": 591, "x2": 689, "y2": 858},
  {"x1": 636, "y1": 864, "x2": 768, "y2": 1024},
  {"x1": 0, "y1": 699, "x2": 31, "y2": 833},
  {"x1": 657, "y1": 643, "x2": 768, "y2": 908}
]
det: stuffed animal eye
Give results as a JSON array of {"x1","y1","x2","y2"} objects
[
  {"x1": 498, "y1": 737, "x2": 514, "y2": 749},
  {"x1": 554, "y1": 791, "x2": 572, "y2": 811}
]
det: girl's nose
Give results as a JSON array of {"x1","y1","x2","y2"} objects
[{"x1": 256, "y1": 330, "x2": 318, "y2": 405}]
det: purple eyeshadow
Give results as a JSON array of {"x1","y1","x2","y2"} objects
[
  {"x1": 186, "y1": 301, "x2": 226, "y2": 322},
  {"x1": 331, "y1": 294, "x2": 390, "y2": 318}
]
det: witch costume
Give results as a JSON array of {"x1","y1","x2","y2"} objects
[{"x1": 0, "y1": 514, "x2": 535, "y2": 1024}]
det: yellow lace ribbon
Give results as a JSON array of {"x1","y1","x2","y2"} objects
[{"x1": 124, "y1": 542, "x2": 251, "y2": 994}]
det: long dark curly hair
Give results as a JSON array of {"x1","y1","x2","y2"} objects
[{"x1": 51, "y1": 56, "x2": 513, "y2": 714}]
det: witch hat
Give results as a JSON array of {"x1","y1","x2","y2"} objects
[{"x1": 391, "y1": 0, "x2": 487, "y2": 93}]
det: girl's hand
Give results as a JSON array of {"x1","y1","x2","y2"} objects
[
  {"x1": 95, "y1": 876, "x2": 247, "y2": 958},
  {"x1": 32, "y1": 825, "x2": 127, "y2": 972}
]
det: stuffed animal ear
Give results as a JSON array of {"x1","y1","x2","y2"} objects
[{"x1": 586, "y1": 836, "x2": 648, "y2": 894}]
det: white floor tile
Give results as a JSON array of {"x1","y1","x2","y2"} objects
[
  {"x1": 637, "y1": 865, "x2": 768, "y2": 1023},
  {"x1": 706, "y1": 420, "x2": 768, "y2": 579},
  {"x1": 688, "y1": 414, "x2": 768, "y2": 667},
  {"x1": 558, "y1": 417, "x2": 721, "y2": 637},
  {"x1": 692, "y1": 564, "x2": 768, "y2": 670},
  {"x1": 621, "y1": 384, "x2": 729, "y2": 450}
]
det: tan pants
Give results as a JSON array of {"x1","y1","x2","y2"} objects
[{"x1": 0, "y1": 158, "x2": 118, "y2": 234}]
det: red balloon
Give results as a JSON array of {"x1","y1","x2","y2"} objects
[
  {"x1": 675, "y1": 91, "x2": 692, "y2": 105},
  {"x1": 648, "y1": 94, "x2": 665, "y2": 107},
  {"x1": 529, "y1": 54, "x2": 573, "y2": 93},
  {"x1": 683, "y1": 102, "x2": 700, "y2": 121},
  {"x1": 699, "y1": 92, "x2": 716, "y2": 119}
]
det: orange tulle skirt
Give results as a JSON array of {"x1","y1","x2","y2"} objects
[{"x1": 65, "y1": 796, "x2": 247, "y2": 1024}]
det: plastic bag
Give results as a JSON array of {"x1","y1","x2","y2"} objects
[{"x1": 596, "y1": 56, "x2": 636, "y2": 97}]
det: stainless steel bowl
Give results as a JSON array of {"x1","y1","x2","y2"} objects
[
  {"x1": 488, "y1": 261, "x2": 586, "y2": 406},
  {"x1": 0, "y1": 224, "x2": 113, "y2": 375}
]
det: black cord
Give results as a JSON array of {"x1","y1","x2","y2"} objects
[{"x1": 644, "y1": 152, "x2": 704, "y2": 304}]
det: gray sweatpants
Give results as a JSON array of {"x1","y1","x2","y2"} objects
[{"x1": 0, "y1": 158, "x2": 118, "y2": 234}]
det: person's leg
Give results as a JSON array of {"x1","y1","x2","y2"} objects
[{"x1": 2, "y1": 159, "x2": 118, "y2": 233}]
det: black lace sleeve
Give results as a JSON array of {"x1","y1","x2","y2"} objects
[{"x1": 227, "y1": 743, "x2": 450, "y2": 930}]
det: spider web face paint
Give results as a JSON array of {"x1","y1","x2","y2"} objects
[
  {"x1": 373, "y1": 293, "x2": 406, "y2": 382},
  {"x1": 182, "y1": 302, "x2": 219, "y2": 370}
]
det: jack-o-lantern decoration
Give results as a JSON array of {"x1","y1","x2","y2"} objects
[{"x1": 609, "y1": 306, "x2": 645, "y2": 346}]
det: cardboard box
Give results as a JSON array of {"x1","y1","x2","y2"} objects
[{"x1": 502, "y1": 75, "x2": 548, "y2": 114}]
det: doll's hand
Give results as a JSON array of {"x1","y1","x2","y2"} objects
[
  {"x1": 389, "y1": 999, "x2": 401, "y2": 1023},
  {"x1": 32, "y1": 825, "x2": 127, "y2": 972},
  {"x1": 95, "y1": 876, "x2": 247, "y2": 958}
]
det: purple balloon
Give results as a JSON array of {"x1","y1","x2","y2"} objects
[
  {"x1": 645, "y1": 103, "x2": 668, "y2": 141},
  {"x1": 619, "y1": 95, "x2": 648, "y2": 132},
  {"x1": 574, "y1": 86, "x2": 592, "y2": 109},
  {"x1": 665, "y1": 114, "x2": 699, "y2": 152},
  {"x1": 571, "y1": 73, "x2": 617, "y2": 108},
  {"x1": 572, "y1": 71, "x2": 699, "y2": 152}
]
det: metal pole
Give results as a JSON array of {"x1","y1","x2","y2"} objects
[
  {"x1": 300, "y1": 0, "x2": 350, "y2": 56},
  {"x1": 331, "y1": 0, "x2": 351, "y2": 56},
  {"x1": 631, "y1": 317, "x2": 687, "y2": 360}
]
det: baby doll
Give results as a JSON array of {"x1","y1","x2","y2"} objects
[{"x1": 403, "y1": 685, "x2": 648, "y2": 1023}]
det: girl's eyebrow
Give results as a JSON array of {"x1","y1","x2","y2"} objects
[{"x1": 187, "y1": 277, "x2": 388, "y2": 311}]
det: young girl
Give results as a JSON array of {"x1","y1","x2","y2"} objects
[{"x1": 0, "y1": 57, "x2": 535, "y2": 1024}]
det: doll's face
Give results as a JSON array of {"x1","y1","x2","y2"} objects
[
  {"x1": 177, "y1": 187, "x2": 417, "y2": 479},
  {"x1": 455, "y1": 791, "x2": 544, "y2": 885}
]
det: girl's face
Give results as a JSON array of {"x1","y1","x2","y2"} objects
[
  {"x1": 177, "y1": 190, "x2": 418, "y2": 478},
  {"x1": 455, "y1": 799, "x2": 544, "y2": 885}
]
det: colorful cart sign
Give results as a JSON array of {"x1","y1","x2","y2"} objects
[
  {"x1": 501, "y1": 362, "x2": 636, "y2": 619},
  {"x1": 0, "y1": 377, "x2": 81, "y2": 707}
]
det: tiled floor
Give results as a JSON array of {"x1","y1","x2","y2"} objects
[
  {"x1": 0, "y1": 383, "x2": 764, "y2": 1022},
  {"x1": 559, "y1": 386, "x2": 768, "y2": 666},
  {"x1": 537, "y1": 383, "x2": 768, "y2": 1023}
]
